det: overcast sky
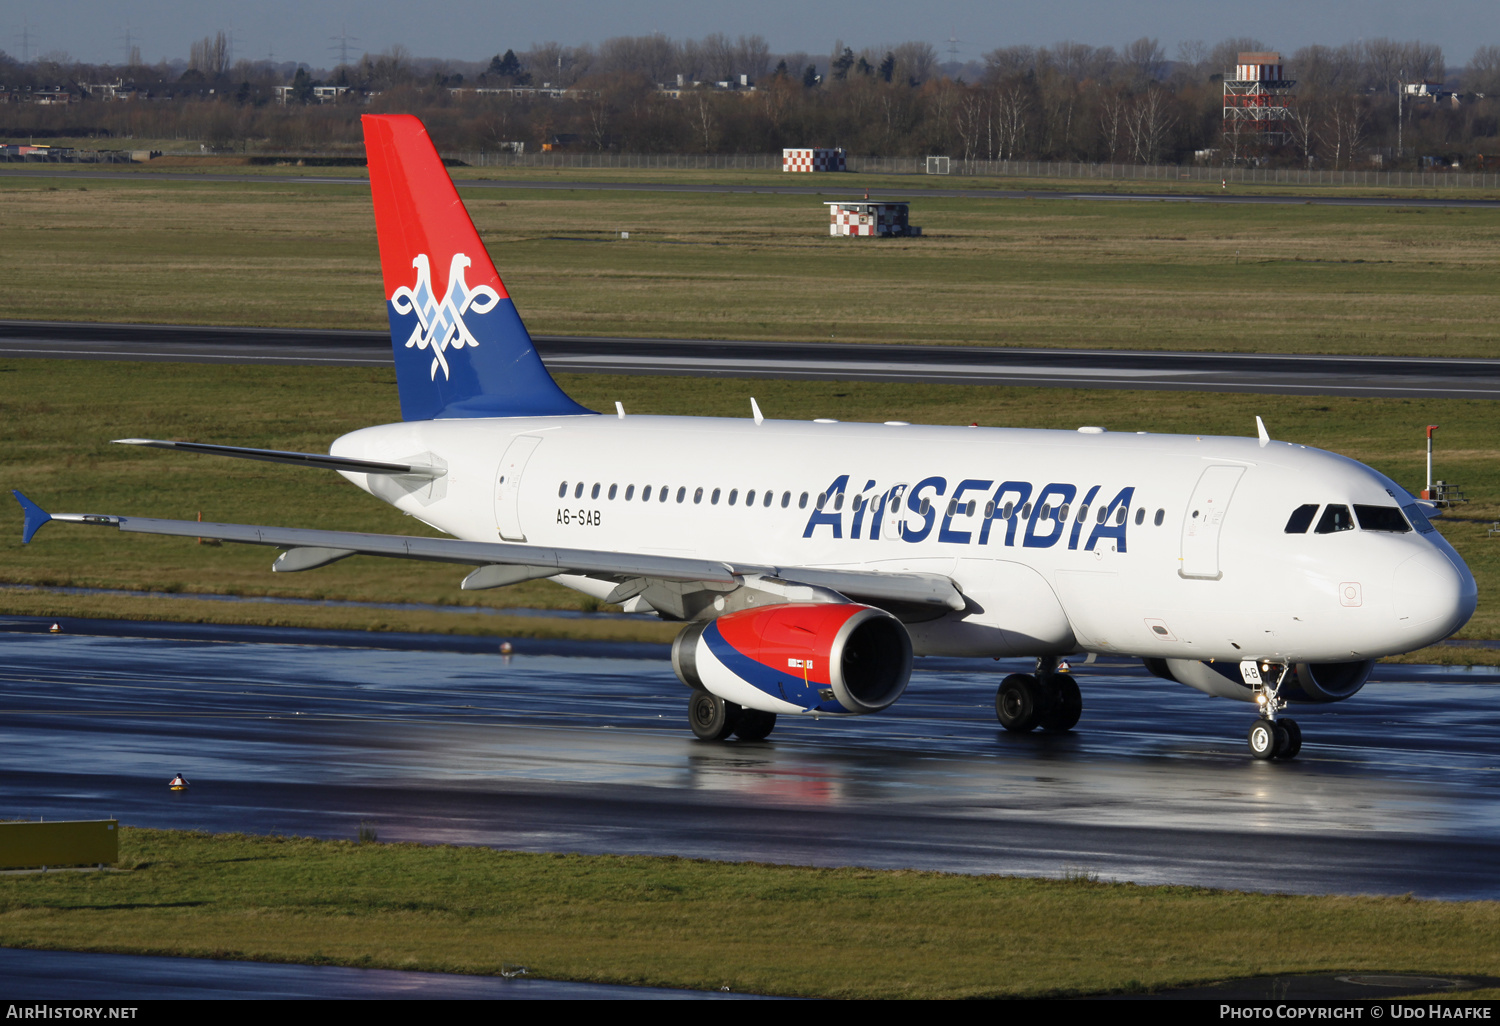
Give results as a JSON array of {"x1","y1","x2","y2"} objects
[{"x1": 9, "y1": 1, "x2": 1496, "y2": 69}]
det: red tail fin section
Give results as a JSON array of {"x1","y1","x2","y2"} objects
[{"x1": 362, "y1": 115, "x2": 590, "y2": 421}]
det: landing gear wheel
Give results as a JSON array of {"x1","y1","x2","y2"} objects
[
  {"x1": 1247, "y1": 718, "x2": 1281, "y2": 760},
  {"x1": 1038, "y1": 675, "x2": 1082, "y2": 732},
  {"x1": 996, "y1": 673, "x2": 1043, "y2": 732},
  {"x1": 1278, "y1": 718, "x2": 1302, "y2": 760},
  {"x1": 734, "y1": 709, "x2": 777, "y2": 742},
  {"x1": 689, "y1": 690, "x2": 741, "y2": 741}
]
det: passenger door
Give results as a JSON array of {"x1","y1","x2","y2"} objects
[
  {"x1": 1180, "y1": 465, "x2": 1245, "y2": 580},
  {"x1": 495, "y1": 435, "x2": 543, "y2": 542}
]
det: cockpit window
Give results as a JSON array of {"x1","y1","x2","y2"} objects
[
  {"x1": 1314, "y1": 504, "x2": 1354, "y2": 534},
  {"x1": 1401, "y1": 503, "x2": 1436, "y2": 535},
  {"x1": 1354, "y1": 505, "x2": 1412, "y2": 533},
  {"x1": 1284, "y1": 504, "x2": 1319, "y2": 534}
]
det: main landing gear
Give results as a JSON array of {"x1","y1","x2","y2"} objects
[
  {"x1": 688, "y1": 690, "x2": 777, "y2": 742},
  {"x1": 995, "y1": 656, "x2": 1082, "y2": 733},
  {"x1": 1246, "y1": 664, "x2": 1302, "y2": 761}
]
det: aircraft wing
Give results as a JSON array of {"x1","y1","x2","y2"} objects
[{"x1": 11, "y1": 492, "x2": 966, "y2": 615}]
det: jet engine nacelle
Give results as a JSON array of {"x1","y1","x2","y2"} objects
[
  {"x1": 672, "y1": 602, "x2": 912, "y2": 716},
  {"x1": 1145, "y1": 657, "x2": 1373, "y2": 704}
]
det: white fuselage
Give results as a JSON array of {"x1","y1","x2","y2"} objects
[{"x1": 331, "y1": 414, "x2": 1476, "y2": 664}]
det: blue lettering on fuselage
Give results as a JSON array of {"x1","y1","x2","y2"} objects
[{"x1": 801, "y1": 476, "x2": 1135, "y2": 551}]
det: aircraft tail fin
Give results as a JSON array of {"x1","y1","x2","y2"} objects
[{"x1": 361, "y1": 114, "x2": 591, "y2": 421}]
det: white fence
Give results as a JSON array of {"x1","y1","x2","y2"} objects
[{"x1": 446, "y1": 149, "x2": 1500, "y2": 188}]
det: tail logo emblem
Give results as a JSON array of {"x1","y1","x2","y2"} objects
[{"x1": 389, "y1": 253, "x2": 501, "y2": 380}]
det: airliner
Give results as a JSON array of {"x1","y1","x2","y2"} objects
[{"x1": 13, "y1": 114, "x2": 1477, "y2": 760}]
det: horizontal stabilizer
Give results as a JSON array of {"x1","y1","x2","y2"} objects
[
  {"x1": 12, "y1": 491, "x2": 52, "y2": 545},
  {"x1": 113, "y1": 439, "x2": 440, "y2": 478}
]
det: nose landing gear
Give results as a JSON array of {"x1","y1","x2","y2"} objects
[
  {"x1": 995, "y1": 656, "x2": 1082, "y2": 733},
  {"x1": 1247, "y1": 663, "x2": 1301, "y2": 761}
]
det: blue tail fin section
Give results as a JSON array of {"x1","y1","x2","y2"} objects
[
  {"x1": 13, "y1": 491, "x2": 51, "y2": 545},
  {"x1": 363, "y1": 114, "x2": 593, "y2": 421}
]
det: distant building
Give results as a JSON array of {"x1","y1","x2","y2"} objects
[
  {"x1": 1223, "y1": 52, "x2": 1295, "y2": 157},
  {"x1": 824, "y1": 201, "x2": 920, "y2": 237},
  {"x1": 784, "y1": 147, "x2": 846, "y2": 172}
]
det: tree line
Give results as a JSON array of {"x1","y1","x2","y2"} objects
[{"x1": 3, "y1": 33, "x2": 1500, "y2": 167}]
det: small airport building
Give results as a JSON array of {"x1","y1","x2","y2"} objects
[
  {"x1": 783, "y1": 147, "x2": 846, "y2": 172},
  {"x1": 825, "y1": 201, "x2": 920, "y2": 237}
]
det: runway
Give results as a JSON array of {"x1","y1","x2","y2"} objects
[
  {"x1": 3, "y1": 165, "x2": 1498, "y2": 209},
  {"x1": 3, "y1": 616, "x2": 1499, "y2": 900},
  {"x1": 3, "y1": 320, "x2": 1498, "y2": 399}
]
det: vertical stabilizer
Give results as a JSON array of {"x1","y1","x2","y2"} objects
[{"x1": 362, "y1": 114, "x2": 592, "y2": 421}]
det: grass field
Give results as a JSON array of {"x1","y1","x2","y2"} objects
[
  {"x1": 0, "y1": 828, "x2": 1496, "y2": 999},
  {"x1": 2, "y1": 360, "x2": 1496, "y2": 657},
  {"x1": 3, "y1": 171, "x2": 1500, "y2": 356}
]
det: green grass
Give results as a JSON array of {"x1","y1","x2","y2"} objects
[
  {"x1": 2, "y1": 360, "x2": 1497, "y2": 654},
  {"x1": 1, "y1": 828, "x2": 1496, "y2": 998},
  {"x1": 3, "y1": 173, "x2": 1499, "y2": 356}
]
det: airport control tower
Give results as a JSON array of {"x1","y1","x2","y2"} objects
[{"x1": 1222, "y1": 51, "x2": 1295, "y2": 160}]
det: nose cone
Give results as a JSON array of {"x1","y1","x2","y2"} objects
[{"x1": 1394, "y1": 551, "x2": 1477, "y2": 646}]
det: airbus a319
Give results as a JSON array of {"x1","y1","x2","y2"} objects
[{"x1": 14, "y1": 115, "x2": 1477, "y2": 760}]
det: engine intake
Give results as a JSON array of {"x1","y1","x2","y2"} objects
[{"x1": 673, "y1": 603, "x2": 912, "y2": 715}]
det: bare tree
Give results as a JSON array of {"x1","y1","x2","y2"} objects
[
  {"x1": 1209, "y1": 37, "x2": 1269, "y2": 77},
  {"x1": 190, "y1": 32, "x2": 230, "y2": 77},
  {"x1": 1284, "y1": 96, "x2": 1321, "y2": 166},
  {"x1": 1321, "y1": 94, "x2": 1367, "y2": 168},
  {"x1": 984, "y1": 46, "x2": 1036, "y2": 82},
  {"x1": 734, "y1": 34, "x2": 771, "y2": 81},
  {"x1": 992, "y1": 82, "x2": 1029, "y2": 159},
  {"x1": 1469, "y1": 44, "x2": 1500, "y2": 94},
  {"x1": 703, "y1": 33, "x2": 735, "y2": 81},
  {"x1": 955, "y1": 86, "x2": 989, "y2": 159},
  {"x1": 1289, "y1": 44, "x2": 1357, "y2": 96},
  {"x1": 1099, "y1": 90, "x2": 1128, "y2": 160},
  {"x1": 689, "y1": 89, "x2": 717, "y2": 150},
  {"x1": 892, "y1": 41, "x2": 938, "y2": 85},
  {"x1": 1120, "y1": 37, "x2": 1167, "y2": 89},
  {"x1": 1126, "y1": 84, "x2": 1175, "y2": 163}
]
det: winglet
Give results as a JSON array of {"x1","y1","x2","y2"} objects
[
  {"x1": 12, "y1": 491, "x2": 51, "y2": 545},
  {"x1": 1255, "y1": 416, "x2": 1270, "y2": 448}
]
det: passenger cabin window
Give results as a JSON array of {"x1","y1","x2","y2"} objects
[
  {"x1": 694, "y1": 487, "x2": 704, "y2": 504},
  {"x1": 764, "y1": 491, "x2": 773, "y2": 508},
  {"x1": 625, "y1": 485, "x2": 635, "y2": 501},
  {"x1": 677, "y1": 487, "x2": 686, "y2": 503},
  {"x1": 574, "y1": 482, "x2": 584, "y2": 499},
  {"x1": 1115, "y1": 506, "x2": 1127, "y2": 526},
  {"x1": 1314, "y1": 504, "x2": 1354, "y2": 534},
  {"x1": 712, "y1": 488, "x2": 722, "y2": 505},
  {"x1": 799, "y1": 492, "x2": 809, "y2": 509},
  {"x1": 642, "y1": 485, "x2": 653, "y2": 501},
  {"x1": 1134, "y1": 507, "x2": 1145, "y2": 526},
  {"x1": 1401, "y1": 503, "x2": 1436, "y2": 534},
  {"x1": 1154, "y1": 508, "x2": 1165, "y2": 526},
  {"x1": 1284, "y1": 504, "x2": 1319, "y2": 534},
  {"x1": 919, "y1": 498, "x2": 931, "y2": 516},
  {"x1": 591, "y1": 483, "x2": 601, "y2": 500},
  {"x1": 1021, "y1": 503, "x2": 1032, "y2": 520},
  {"x1": 608, "y1": 484, "x2": 618, "y2": 500},
  {"x1": 746, "y1": 490, "x2": 756, "y2": 506},
  {"x1": 659, "y1": 487, "x2": 669, "y2": 503},
  {"x1": 781, "y1": 492, "x2": 791, "y2": 508},
  {"x1": 1354, "y1": 505, "x2": 1411, "y2": 533},
  {"x1": 558, "y1": 482, "x2": 568, "y2": 498},
  {"x1": 729, "y1": 489, "x2": 739, "y2": 506}
]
